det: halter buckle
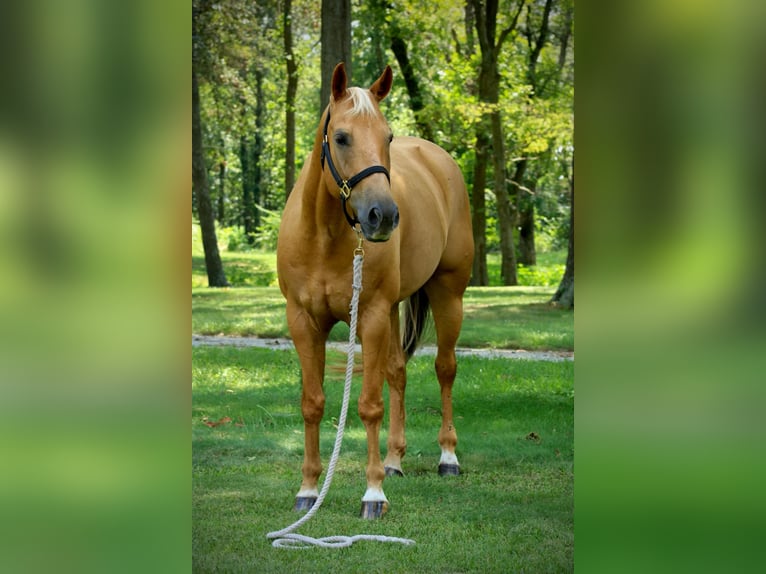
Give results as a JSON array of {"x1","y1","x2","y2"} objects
[{"x1": 339, "y1": 181, "x2": 352, "y2": 199}]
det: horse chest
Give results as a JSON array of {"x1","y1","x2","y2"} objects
[{"x1": 291, "y1": 266, "x2": 352, "y2": 324}]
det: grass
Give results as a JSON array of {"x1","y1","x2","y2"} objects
[
  {"x1": 192, "y1": 286, "x2": 573, "y2": 351},
  {"x1": 192, "y1": 346, "x2": 573, "y2": 573},
  {"x1": 191, "y1": 222, "x2": 573, "y2": 351}
]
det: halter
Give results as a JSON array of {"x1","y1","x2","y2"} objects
[{"x1": 320, "y1": 108, "x2": 391, "y2": 229}]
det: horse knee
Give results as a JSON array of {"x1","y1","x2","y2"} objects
[
  {"x1": 358, "y1": 396, "x2": 384, "y2": 425},
  {"x1": 301, "y1": 393, "x2": 325, "y2": 424}
]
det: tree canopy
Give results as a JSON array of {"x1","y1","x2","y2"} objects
[{"x1": 192, "y1": 0, "x2": 573, "y2": 294}]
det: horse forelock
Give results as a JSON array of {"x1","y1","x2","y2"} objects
[{"x1": 345, "y1": 87, "x2": 377, "y2": 118}]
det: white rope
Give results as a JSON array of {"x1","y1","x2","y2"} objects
[{"x1": 266, "y1": 249, "x2": 416, "y2": 549}]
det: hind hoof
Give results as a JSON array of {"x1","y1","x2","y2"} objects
[
  {"x1": 294, "y1": 496, "x2": 317, "y2": 512},
  {"x1": 438, "y1": 463, "x2": 460, "y2": 476},
  {"x1": 360, "y1": 500, "x2": 388, "y2": 519},
  {"x1": 385, "y1": 466, "x2": 404, "y2": 477}
]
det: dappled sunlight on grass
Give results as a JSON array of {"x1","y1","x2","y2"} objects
[{"x1": 194, "y1": 344, "x2": 572, "y2": 572}]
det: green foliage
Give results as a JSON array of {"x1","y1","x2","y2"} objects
[
  {"x1": 517, "y1": 263, "x2": 565, "y2": 287},
  {"x1": 193, "y1": 346, "x2": 573, "y2": 572},
  {"x1": 194, "y1": 0, "x2": 574, "y2": 286}
]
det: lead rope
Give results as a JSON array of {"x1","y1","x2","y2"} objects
[{"x1": 266, "y1": 232, "x2": 416, "y2": 549}]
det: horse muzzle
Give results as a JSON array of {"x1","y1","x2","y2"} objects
[{"x1": 354, "y1": 196, "x2": 400, "y2": 242}]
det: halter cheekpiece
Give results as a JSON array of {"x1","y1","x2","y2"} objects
[{"x1": 320, "y1": 109, "x2": 391, "y2": 229}]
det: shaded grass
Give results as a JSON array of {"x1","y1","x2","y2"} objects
[{"x1": 192, "y1": 346, "x2": 573, "y2": 573}]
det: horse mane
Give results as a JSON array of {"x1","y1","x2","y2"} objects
[{"x1": 345, "y1": 87, "x2": 377, "y2": 117}]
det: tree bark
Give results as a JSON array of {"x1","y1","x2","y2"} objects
[
  {"x1": 251, "y1": 68, "x2": 264, "y2": 234},
  {"x1": 284, "y1": 0, "x2": 298, "y2": 200},
  {"x1": 192, "y1": 70, "x2": 228, "y2": 287},
  {"x1": 518, "y1": 200, "x2": 536, "y2": 266},
  {"x1": 471, "y1": 0, "x2": 523, "y2": 285},
  {"x1": 217, "y1": 159, "x2": 225, "y2": 223},
  {"x1": 321, "y1": 0, "x2": 352, "y2": 110},
  {"x1": 470, "y1": 127, "x2": 490, "y2": 286},
  {"x1": 517, "y1": 166, "x2": 536, "y2": 266},
  {"x1": 492, "y1": 109, "x2": 517, "y2": 284},
  {"x1": 551, "y1": 162, "x2": 573, "y2": 309}
]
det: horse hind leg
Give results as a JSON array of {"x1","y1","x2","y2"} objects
[{"x1": 425, "y1": 274, "x2": 468, "y2": 476}]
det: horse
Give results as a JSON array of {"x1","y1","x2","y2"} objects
[{"x1": 276, "y1": 63, "x2": 474, "y2": 519}]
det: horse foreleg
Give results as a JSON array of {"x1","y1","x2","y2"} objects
[
  {"x1": 358, "y1": 309, "x2": 392, "y2": 518},
  {"x1": 384, "y1": 307, "x2": 407, "y2": 477},
  {"x1": 287, "y1": 303, "x2": 328, "y2": 511}
]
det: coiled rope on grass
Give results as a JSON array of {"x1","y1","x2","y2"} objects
[{"x1": 266, "y1": 247, "x2": 416, "y2": 549}]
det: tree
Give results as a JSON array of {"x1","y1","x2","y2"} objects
[
  {"x1": 193, "y1": 71, "x2": 229, "y2": 287},
  {"x1": 470, "y1": 0, "x2": 525, "y2": 286},
  {"x1": 193, "y1": 0, "x2": 228, "y2": 287},
  {"x1": 283, "y1": 0, "x2": 298, "y2": 200},
  {"x1": 514, "y1": 0, "x2": 554, "y2": 266},
  {"x1": 321, "y1": 0, "x2": 352, "y2": 110},
  {"x1": 551, "y1": 159, "x2": 573, "y2": 308}
]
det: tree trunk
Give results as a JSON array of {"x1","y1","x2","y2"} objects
[
  {"x1": 192, "y1": 70, "x2": 228, "y2": 287},
  {"x1": 551, "y1": 164, "x2": 573, "y2": 309},
  {"x1": 251, "y1": 68, "x2": 264, "y2": 235},
  {"x1": 491, "y1": 109, "x2": 517, "y2": 285},
  {"x1": 239, "y1": 127, "x2": 252, "y2": 234},
  {"x1": 470, "y1": 0, "x2": 522, "y2": 286},
  {"x1": 321, "y1": 0, "x2": 352, "y2": 110},
  {"x1": 518, "y1": 200, "x2": 536, "y2": 266},
  {"x1": 390, "y1": 36, "x2": 434, "y2": 141},
  {"x1": 284, "y1": 0, "x2": 298, "y2": 200},
  {"x1": 217, "y1": 160, "x2": 225, "y2": 223},
  {"x1": 470, "y1": 127, "x2": 490, "y2": 286}
]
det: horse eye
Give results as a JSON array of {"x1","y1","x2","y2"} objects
[
  {"x1": 334, "y1": 132, "x2": 349, "y2": 147},
  {"x1": 388, "y1": 133, "x2": 394, "y2": 143}
]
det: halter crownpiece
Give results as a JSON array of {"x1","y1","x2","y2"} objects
[{"x1": 320, "y1": 109, "x2": 391, "y2": 229}]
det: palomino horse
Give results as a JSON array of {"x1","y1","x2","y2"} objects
[{"x1": 276, "y1": 63, "x2": 473, "y2": 519}]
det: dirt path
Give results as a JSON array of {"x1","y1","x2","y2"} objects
[{"x1": 192, "y1": 335, "x2": 573, "y2": 362}]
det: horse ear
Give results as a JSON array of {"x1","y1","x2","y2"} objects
[
  {"x1": 331, "y1": 62, "x2": 348, "y2": 102},
  {"x1": 369, "y1": 65, "x2": 393, "y2": 102}
]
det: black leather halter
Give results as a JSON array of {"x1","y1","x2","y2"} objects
[{"x1": 320, "y1": 109, "x2": 391, "y2": 228}]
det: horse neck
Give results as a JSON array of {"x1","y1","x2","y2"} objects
[{"x1": 300, "y1": 109, "x2": 349, "y2": 243}]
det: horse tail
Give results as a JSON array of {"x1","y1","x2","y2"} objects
[{"x1": 402, "y1": 288, "x2": 430, "y2": 361}]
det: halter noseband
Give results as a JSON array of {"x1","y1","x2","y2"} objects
[{"x1": 320, "y1": 109, "x2": 391, "y2": 229}]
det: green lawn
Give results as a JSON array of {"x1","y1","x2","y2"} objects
[
  {"x1": 192, "y1": 346, "x2": 573, "y2": 572},
  {"x1": 192, "y1": 223, "x2": 574, "y2": 571},
  {"x1": 192, "y1": 285, "x2": 573, "y2": 351},
  {"x1": 192, "y1": 222, "x2": 573, "y2": 351}
]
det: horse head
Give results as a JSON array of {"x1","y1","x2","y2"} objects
[{"x1": 323, "y1": 63, "x2": 399, "y2": 242}]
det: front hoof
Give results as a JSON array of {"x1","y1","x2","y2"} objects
[
  {"x1": 294, "y1": 496, "x2": 317, "y2": 512},
  {"x1": 360, "y1": 500, "x2": 388, "y2": 519},
  {"x1": 385, "y1": 466, "x2": 404, "y2": 477},
  {"x1": 438, "y1": 463, "x2": 460, "y2": 476}
]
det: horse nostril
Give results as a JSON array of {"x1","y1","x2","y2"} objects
[
  {"x1": 369, "y1": 206, "x2": 382, "y2": 228},
  {"x1": 392, "y1": 207, "x2": 400, "y2": 228}
]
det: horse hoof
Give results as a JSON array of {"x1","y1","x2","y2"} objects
[
  {"x1": 385, "y1": 466, "x2": 404, "y2": 477},
  {"x1": 294, "y1": 496, "x2": 317, "y2": 512},
  {"x1": 438, "y1": 463, "x2": 460, "y2": 476},
  {"x1": 360, "y1": 500, "x2": 388, "y2": 519}
]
